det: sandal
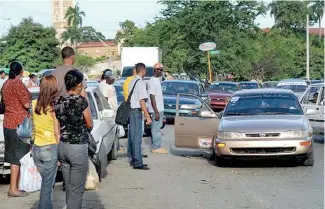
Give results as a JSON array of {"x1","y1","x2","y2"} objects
[{"x1": 8, "y1": 191, "x2": 29, "y2": 198}]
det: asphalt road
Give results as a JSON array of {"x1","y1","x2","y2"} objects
[{"x1": 0, "y1": 125, "x2": 323, "y2": 209}]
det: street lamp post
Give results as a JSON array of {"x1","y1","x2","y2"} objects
[{"x1": 306, "y1": 14, "x2": 310, "y2": 81}]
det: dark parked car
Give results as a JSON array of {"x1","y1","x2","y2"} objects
[
  {"x1": 162, "y1": 80, "x2": 210, "y2": 121},
  {"x1": 239, "y1": 81, "x2": 262, "y2": 89}
]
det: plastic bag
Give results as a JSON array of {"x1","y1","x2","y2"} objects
[
  {"x1": 118, "y1": 125, "x2": 125, "y2": 138},
  {"x1": 85, "y1": 158, "x2": 100, "y2": 190},
  {"x1": 17, "y1": 116, "x2": 33, "y2": 144},
  {"x1": 19, "y1": 152, "x2": 42, "y2": 192}
]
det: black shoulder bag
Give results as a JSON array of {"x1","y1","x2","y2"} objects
[{"x1": 115, "y1": 79, "x2": 140, "y2": 125}]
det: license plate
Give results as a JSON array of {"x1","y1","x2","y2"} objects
[{"x1": 199, "y1": 138, "x2": 212, "y2": 148}]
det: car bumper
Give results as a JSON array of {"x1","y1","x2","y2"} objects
[
  {"x1": 0, "y1": 154, "x2": 11, "y2": 175},
  {"x1": 210, "y1": 101, "x2": 226, "y2": 110},
  {"x1": 214, "y1": 138, "x2": 313, "y2": 157},
  {"x1": 170, "y1": 145, "x2": 213, "y2": 158}
]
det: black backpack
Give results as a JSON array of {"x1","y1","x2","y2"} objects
[{"x1": 115, "y1": 79, "x2": 140, "y2": 125}]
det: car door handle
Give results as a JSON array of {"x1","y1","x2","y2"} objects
[
  {"x1": 179, "y1": 123, "x2": 184, "y2": 126},
  {"x1": 316, "y1": 108, "x2": 319, "y2": 110}
]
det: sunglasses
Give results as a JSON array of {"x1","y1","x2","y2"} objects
[{"x1": 155, "y1": 68, "x2": 164, "y2": 71}]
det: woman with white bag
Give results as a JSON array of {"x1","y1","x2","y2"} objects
[{"x1": 32, "y1": 75, "x2": 60, "y2": 209}]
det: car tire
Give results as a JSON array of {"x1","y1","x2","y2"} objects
[
  {"x1": 108, "y1": 134, "x2": 119, "y2": 161},
  {"x1": 99, "y1": 142, "x2": 108, "y2": 179},
  {"x1": 301, "y1": 151, "x2": 314, "y2": 166},
  {"x1": 214, "y1": 153, "x2": 227, "y2": 167}
]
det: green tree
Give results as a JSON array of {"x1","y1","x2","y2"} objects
[
  {"x1": 80, "y1": 26, "x2": 105, "y2": 42},
  {"x1": 65, "y1": 4, "x2": 86, "y2": 28},
  {"x1": 0, "y1": 18, "x2": 59, "y2": 71},
  {"x1": 61, "y1": 27, "x2": 82, "y2": 46},
  {"x1": 115, "y1": 20, "x2": 139, "y2": 45},
  {"x1": 310, "y1": 0, "x2": 324, "y2": 39}
]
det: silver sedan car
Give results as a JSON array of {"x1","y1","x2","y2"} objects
[
  {"x1": 214, "y1": 89, "x2": 314, "y2": 166},
  {"x1": 173, "y1": 89, "x2": 314, "y2": 167}
]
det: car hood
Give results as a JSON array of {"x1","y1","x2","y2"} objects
[
  {"x1": 220, "y1": 115, "x2": 308, "y2": 132},
  {"x1": 207, "y1": 91, "x2": 233, "y2": 98},
  {"x1": 163, "y1": 94, "x2": 197, "y2": 105}
]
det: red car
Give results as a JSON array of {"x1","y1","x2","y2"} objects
[{"x1": 207, "y1": 82, "x2": 241, "y2": 111}]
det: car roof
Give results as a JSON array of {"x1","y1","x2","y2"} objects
[
  {"x1": 28, "y1": 86, "x2": 96, "y2": 93},
  {"x1": 234, "y1": 88, "x2": 293, "y2": 96},
  {"x1": 211, "y1": 81, "x2": 238, "y2": 85},
  {"x1": 310, "y1": 83, "x2": 324, "y2": 87},
  {"x1": 239, "y1": 81, "x2": 259, "y2": 84},
  {"x1": 162, "y1": 80, "x2": 200, "y2": 84},
  {"x1": 279, "y1": 78, "x2": 306, "y2": 82},
  {"x1": 262, "y1": 81, "x2": 278, "y2": 83}
]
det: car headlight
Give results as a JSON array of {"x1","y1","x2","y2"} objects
[
  {"x1": 0, "y1": 142, "x2": 4, "y2": 153},
  {"x1": 217, "y1": 132, "x2": 243, "y2": 139},
  {"x1": 180, "y1": 104, "x2": 201, "y2": 109},
  {"x1": 282, "y1": 130, "x2": 311, "y2": 138}
]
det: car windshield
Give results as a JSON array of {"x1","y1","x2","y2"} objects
[
  {"x1": 224, "y1": 93, "x2": 303, "y2": 116},
  {"x1": 209, "y1": 83, "x2": 239, "y2": 93},
  {"x1": 114, "y1": 85, "x2": 124, "y2": 104},
  {"x1": 240, "y1": 83, "x2": 259, "y2": 89},
  {"x1": 162, "y1": 82, "x2": 199, "y2": 96},
  {"x1": 263, "y1": 82, "x2": 278, "y2": 88},
  {"x1": 122, "y1": 66, "x2": 154, "y2": 77},
  {"x1": 278, "y1": 85, "x2": 307, "y2": 92},
  {"x1": 87, "y1": 81, "x2": 99, "y2": 87}
]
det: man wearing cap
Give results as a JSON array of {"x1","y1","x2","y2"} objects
[
  {"x1": 99, "y1": 69, "x2": 118, "y2": 110},
  {"x1": 0, "y1": 70, "x2": 7, "y2": 90},
  {"x1": 148, "y1": 63, "x2": 168, "y2": 154}
]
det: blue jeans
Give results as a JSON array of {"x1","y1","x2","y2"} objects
[
  {"x1": 129, "y1": 109, "x2": 143, "y2": 167},
  {"x1": 151, "y1": 112, "x2": 163, "y2": 149},
  {"x1": 32, "y1": 144, "x2": 58, "y2": 209}
]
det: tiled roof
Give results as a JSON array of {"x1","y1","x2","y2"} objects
[
  {"x1": 262, "y1": 27, "x2": 324, "y2": 37},
  {"x1": 77, "y1": 40, "x2": 117, "y2": 48}
]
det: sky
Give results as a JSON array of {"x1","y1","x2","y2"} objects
[{"x1": 0, "y1": 0, "x2": 324, "y2": 39}]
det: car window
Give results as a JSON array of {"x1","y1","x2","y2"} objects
[
  {"x1": 224, "y1": 93, "x2": 303, "y2": 116},
  {"x1": 93, "y1": 92, "x2": 104, "y2": 111},
  {"x1": 240, "y1": 83, "x2": 259, "y2": 89},
  {"x1": 302, "y1": 86, "x2": 322, "y2": 105},
  {"x1": 199, "y1": 84, "x2": 205, "y2": 95},
  {"x1": 87, "y1": 92, "x2": 98, "y2": 119},
  {"x1": 319, "y1": 87, "x2": 324, "y2": 105},
  {"x1": 209, "y1": 83, "x2": 239, "y2": 93},
  {"x1": 31, "y1": 92, "x2": 38, "y2": 100},
  {"x1": 162, "y1": 82, "x2": 199, "y2": 96},
  {"x1": 98, "y1": 90, "x2": 111, "y2": 109}
]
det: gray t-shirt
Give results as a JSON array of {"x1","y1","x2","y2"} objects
[{"x1": 52, "y1": 65, "x2": 87, "y2": 96}]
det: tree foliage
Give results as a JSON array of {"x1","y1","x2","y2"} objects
[
  {"x1": 65, "y1": 4, "x2": 86, "y2": 28},
  {"x1": 116, "y1": 0, "x2": 324, "y2": 80},
  {"x1": 0, "y1": 18, "x2": 59, "y2": 72}
]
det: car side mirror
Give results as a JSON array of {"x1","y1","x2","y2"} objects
[
  {"x1": 102, "y1": 109, "x2": 114, "y2": 118},
  {"x1": 200, "y1": 110, "x2": 217, "y2": 118},
  {"x1": 320, "y1": 101, "x2": 324, "y2": 106},
  {"x1": 305, "y1": 109, "x2": 317, "y2": 115}
]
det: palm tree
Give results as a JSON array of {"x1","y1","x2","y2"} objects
[
  {"x1": 310, "y1": 0, "x2": 324, "y2": 39},
  {"x1": 61, "y1": 27, "x2": 82, "y2": 46},
  {"x1": 65, "y1": 4, "x2": 86, "y2": 28}
]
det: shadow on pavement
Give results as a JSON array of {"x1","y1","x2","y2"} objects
[{"x1": 30, "y1": 185, "x2": 106, "y2": 209}]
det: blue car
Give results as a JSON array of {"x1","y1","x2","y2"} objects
[{"x1": 162, "y1": 80, "x2": 210, "y2": 121}]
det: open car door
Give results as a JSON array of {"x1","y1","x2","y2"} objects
[{"x1": 174, "y1": 93, "x2": 220, "y2": 149}]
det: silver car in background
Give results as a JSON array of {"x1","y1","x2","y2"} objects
[{"x1": 214, "y1": 89, "x2": 314, "y2": 166}]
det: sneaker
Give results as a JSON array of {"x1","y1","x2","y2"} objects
[{"x1": 151, "y1": 148, "x2": 168, "y2": 154}]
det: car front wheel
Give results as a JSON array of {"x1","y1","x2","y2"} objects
[{"x1": 108, "y1": 134, "x2": 119, "y2": 161}]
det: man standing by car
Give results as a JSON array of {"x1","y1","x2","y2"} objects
[
  {"x1": 99, "y1": 69, "x2": 118, "y2": 110},
  {"x1": 128, "y1": 63, "x2": 152, "y2": 170},
  {"x1": 148, "y1": 63, "x2": 168, "y2": 154}
]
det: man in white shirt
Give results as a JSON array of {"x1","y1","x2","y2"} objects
[
  {"x1": 0, "y1": 70, "x2": 7, "y2": 90},
  {"x1": 128, "y1": 63, "x2": 152, "y2": 170},
  {"x1": 99, "y1": 69, "x2": 118, "y2": 110},
  {"x1": 148, "y1": 63, "x2": 168, "y2": 154}
]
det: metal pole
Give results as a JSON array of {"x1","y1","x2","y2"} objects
[
  {"x1": 306, "y1": 14, "x2": 310, "y2": 81},
  {"x1": 207, "y1": 51, "x2": 212, "y2": 83}
]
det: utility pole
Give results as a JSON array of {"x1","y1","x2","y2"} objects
[{"x1": 306, "y1": 14, "x2": 310, "y2": 81}]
